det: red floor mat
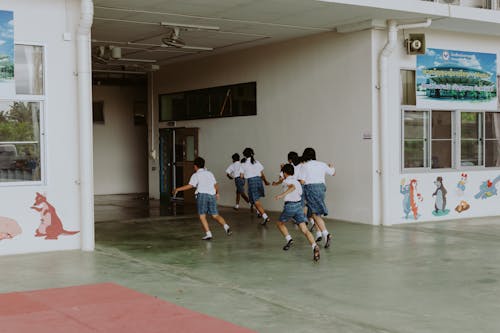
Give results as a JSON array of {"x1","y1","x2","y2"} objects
[{"x1": 0, "y1": 283, "x2": 256, "y2": 333}]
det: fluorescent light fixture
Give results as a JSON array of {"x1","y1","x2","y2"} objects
[
  {"x1": 118, "y1": 58, "x2": 157, "y2": 63},
  {"x1": 160, "y1": 22, "x2": 220, "y2": 31}
]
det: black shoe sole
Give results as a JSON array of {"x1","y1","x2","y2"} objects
[
  {"x1": 283, "y1": 239, "x2": 294, "y2": 251},
  {"x1": 226, "y1": 228, "x2": 232, "y2": 236},
  {"x1": 313, "y1": 245, "x2": 320, "y2": 262},
  {"x1": 324, "y1": 234, "x2": 332, "y2": 248},
  {"x1": 316, "y1": 236, "x2": 322, "y2": 243},
  {"x1": 202, "y1": 237, "x2": 212, "y2": 241}
]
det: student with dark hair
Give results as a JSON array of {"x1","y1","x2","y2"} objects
[
  {"x1": 226, "y1": 153, "x2": 250, "y2": 210},
  {"x1": 173, "y1": 157, "x2": 232, "y2": 240},
  {"x1": 274, "y1": 164, "x2": 320, "y2": 262},
  {"x1": 301, "y1": 147, "x2": 336, "y2": 248},
  {"x1": 240, "y1": 147, "x2": 271, "y2": 225}
]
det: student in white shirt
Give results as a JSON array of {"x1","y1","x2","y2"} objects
[
  {"x1": 301, "y1": 147, "x2": 335, "y2": 249},
  {"x1": 274, "y1": 164, "x2": 320, "y2": 262},
  {"x1": 173, "y1": 157, "x2": 232, "y2": 240},
  {"x1": 225, "y1": 153, "x2": 250, "y2": 210},
  {"x1": 240, "y1": 147, "x2": 271, "y2": 225}
]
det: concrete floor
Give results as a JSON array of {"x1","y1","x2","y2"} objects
[{"x1": 2, "y1": 195, "x2": 500, "y2": 332}]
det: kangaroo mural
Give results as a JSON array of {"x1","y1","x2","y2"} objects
[
  {"x1": 474, "y1": 175, "x2": 500, "y2": 200},
  {"x1": 30, "y1": 192, "x2": 79, "y2": 240},
  {"x1": 0, "y1": 216, "x2": 22, "y2": 240},
  {"x1": 400, "y1": 178, "x2": 423, "y2": 220},
  {"x1": 432, "y1": 177, "x2": 449, "y2": 216}
]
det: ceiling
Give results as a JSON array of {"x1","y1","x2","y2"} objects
[{"x1": 90, "y1": 0, "x2": 500, "y2": 78}]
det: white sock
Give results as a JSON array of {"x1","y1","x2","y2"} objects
[
  {"x1": 206, "y1": 231, "x2": 213, "y2": 237},
  {"x1": 235, "y1": 204, "x2": 239, "y2": 208},
  {"x1": 312, "y1": 243, "x2": 317, "y2": 249},
  {"x1": 285, "y1": 234, "x2": 292, "y2": 242},
  {"x1": 223, "y1": 224, "x2": 230, "y2": 231},
  {"x1": 316, "y1": 231, "x2": 322, "y2": 238},
  {"x1": 309, "y1": 218, "x2": 315, "y2": 224},
  {"x1": 322, "y1": 230, "x2": 329, "y2": 238},
  {"x1": 262, "y1": 213, "x2": 268, "y2": 220}
]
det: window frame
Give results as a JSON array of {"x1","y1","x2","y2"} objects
[{"x1": 0, "y1": 41, "x2": 46, "y2": 186}]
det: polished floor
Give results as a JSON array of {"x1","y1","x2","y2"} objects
[{"x1": 2, "y1": 195, "x2": 500, "y2": 332}]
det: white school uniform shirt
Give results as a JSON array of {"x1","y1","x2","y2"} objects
[
  {"x1": 188, "y1": 168, "x2": 217, "y2": 195},
  {"x1": 302, "y1": 160, "x2": 335, "y2": 185},
  {"x1": 225, "y1": 161, "x2": 242, "y2": 179},
  {"x1": 240, "y1": 159, "x2": 264, "y2": 179},
  {"x1": 282, "y1": 177, "x2": 302, "y2": 202},
  {"x1": 294, "y1": 163, "x2": 305, "y2": 181}
]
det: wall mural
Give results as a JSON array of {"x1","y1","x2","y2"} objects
[
  {"x1": 30, "y1": 192, "x2": 79, "y2": 240},
  {"x1": 432, "y1": 176, "x2": 449, "y2": 216},
  {"x1": 0, "y1": 216, "x2": 22, "y2": 240},
  {"x1": 400, "y1": 178, "x2": 423, "y2": 220},
  {"x1": 474, "y1": 175, "x2": 500, "y2": 200}
]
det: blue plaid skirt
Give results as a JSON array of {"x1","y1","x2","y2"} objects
[
  {"x1": 304, "y1": 183, "x2": 328, "y2": 216},
  {"x1": 247, "y1": 176, "x2": 265, "y2": 204},
  {"x1": 301, "y1": 184, "x2": 306, "y2": 208},
  {"x1": 235, "y1": 177, "x2": 245, "y2": 194},
  {"x1": 196, "y1": 193, "x2": 218, "y2": 215},
  {"x1": 279, "y1": 201, "x2": 307, "y2": 224}
]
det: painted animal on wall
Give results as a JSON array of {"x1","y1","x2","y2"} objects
[
  {"x1": 30, "y1": 192, "x2": 79, "y2": 240},
  {"x1": 0, "y1": 216, "x2": 22, "y2": 241},
  {"x1": 456, "y1": 173, "x2": 467, "y2": 196},
  {"x1": 474, "y1": 175, "x2": 500, "y2": 200},
  {"x1": 432, "y1": 176, "x2": 449, "y2": 216},
  {"x1": 400, "y1": 178, "x2": 423, "y2": 220}
]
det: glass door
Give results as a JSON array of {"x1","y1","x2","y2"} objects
[{"x1": 159, "y1": 128, "x2": 198, "y2": 203}]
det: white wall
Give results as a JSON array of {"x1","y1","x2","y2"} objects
[
  {"x1": 150, "y1": 30, "x2": 374, "y2": 224},
  {"x1": 379, "y1": 28, "x2": 500, "y2": 224},
  {"x1": 93, "y1": 85, "x2": 148, "y2": 195},
  {"x1": 0, "y1": 0, "x2": 82, "y2": 255}
]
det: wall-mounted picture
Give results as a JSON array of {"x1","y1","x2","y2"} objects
[
  {"x1": 417, "y1": 48, "x2": 497, "y2": 110},
  {"x1": 0, "y1": 10, "x2": 14, "y2": 97}
]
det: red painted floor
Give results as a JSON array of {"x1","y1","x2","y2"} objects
[{"x1": 0, "y1": 283, "x2": 256, "y2": 333}]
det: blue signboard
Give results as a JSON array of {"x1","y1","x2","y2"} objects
[{"x1": 416, "y1": 48, "x2": 497, "y2": 110}]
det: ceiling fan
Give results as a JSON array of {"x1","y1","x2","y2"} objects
[
  {"x1": 92, "y1": 45, "x2": 157, "y2": 64},
  {"x1": 160, "y1": 23, "x2": 218, "y2": 51}
]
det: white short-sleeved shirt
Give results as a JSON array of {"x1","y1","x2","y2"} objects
[
  {"x1": 283, "y1": 177, "x2": 302, "y2": 202},
  {"x1": 225, "y1": 161, "x2": 242, "y2": 179},
  {"x1": 302, "y1": 160, "x2": 335, "y2": 185},
  {"x1": 240, "y1": 159, "x2": 264, "y2": 179},
  {"x1": 189, "y1": 168, "x2": 217, "y2": 195},
  {"x1": 294, "y1": 163, "x2": 305, "y2": 181}
]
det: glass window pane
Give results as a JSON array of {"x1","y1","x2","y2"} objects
[
  {"x1": 432, "y1": 111, "x2": 452, "y2": 139},
  {"x1": 0, "y1": 101, "x2": 41, "y2": 182},
  {"x1": 461, "y1": 140, "x2": 481, "y2": 166},
  {"x1": 401, "y1": 70, "x2": 416, "y2": 105},
  {"x1": 404, "y1": 111, "x2": 426, "y2": 139},
  {"x1": 432, "y1": 140, "x2": 452, "y2": 169},
  {"x1": 404, "y1": 140, "x2": 426, "y2": 168},
  {"x1": 485, "y1": 140, "x2": 500, "y2": 167},
  {"x1": 186, "y1": 136, "x2": 195, "y2": 161},
  {"x1": 461, "y1": 112, "x2": 480, "y2": 139},
  {"x1": 15, "y1": 45, "x2": 44, "y2": 95},
  {"x1": 485, "y1": 112, "x2": 500, "y2": 139}
]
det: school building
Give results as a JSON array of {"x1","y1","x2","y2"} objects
[{"x1": 1, "y1": 0, "x2": 500, "y2": 256}]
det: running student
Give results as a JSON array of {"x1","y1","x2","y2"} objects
[
  {"x1": 240, "y1": 147, "x2": 271, "y2": 225},
  {"x1": 301, "y1": 147, "x2": 335, "y2": 248},
  {"x1": 173, "y1": 157, "x2": 232, "y2": 240},
  {"x1": 226, "y1": 153, "x2": 250, "y2": 210},
  {"x1": 274, "y1": 164, "x2": 320, "y2": 262}
]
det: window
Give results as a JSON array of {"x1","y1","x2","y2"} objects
[
  {"x1": 460, "y1": 112, "x2": 483, "y2": 166},
  {"x1": 0, "y1": 101, "x2": 41, "y2": 182},
  {"x1": 432, "y1": 111, "x2": 453, "y2": 169},
  {"x1": 403, "y1": 111, "x2": 428, "y2": 168},
  {"x1": 159, "y1": 82, "x2": 257, "y2": 121},
  {"x1": 0, "y1": 44, "x2": 45, "y2": 184},
  {"x1": 484, "y1": 112, "x2": 500, "y2": 167},
  {"x1": 92, "y1": 101, "x2": 104, "y2": 124},
  {"x1": 401, "y1": 70, "x2": 416, "y2": 106}
]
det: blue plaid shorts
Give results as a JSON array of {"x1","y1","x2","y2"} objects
[
  {"x1": 279, "y1": 201, "x2": 307, "y2": 224},
  {"x1": 304, "y1": 183, "x2": 328, "y2": 216},
  {"x1": 247, "y1": 176, "x2": 265, "y2": 204},
  {"x1": 196, "y1": 193, "x2": 218, "y2": 215},
  {"x1": 235, "y1": 177, "x2": 245, "y2": 194}
]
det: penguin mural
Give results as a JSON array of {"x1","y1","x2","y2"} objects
[{"x1": 432, "y1": 176, "x2": 449, "y2": 216}]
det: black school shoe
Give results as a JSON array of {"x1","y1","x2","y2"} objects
[
  {"x1": 316, "y1": 235, "x2": 322, "y2": 243},
  {"x1": 260, "y1": 217, "x2": 270, "y2": 226},
  {"x1": 282, "y1": 239, "x2": 294, "y2": 251},
  {"x1": 225, "y1": 227, "x2": 232, "y2": 236},
  {"x1": 202, "y1": 235, "x2": 212, "y2": 241},
  {"x1": 324, "y1": 233, "x2": 332, "y2": 248},
  {"x1": 313, "y1": 245, "x2": 320, "y2": 262}
]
